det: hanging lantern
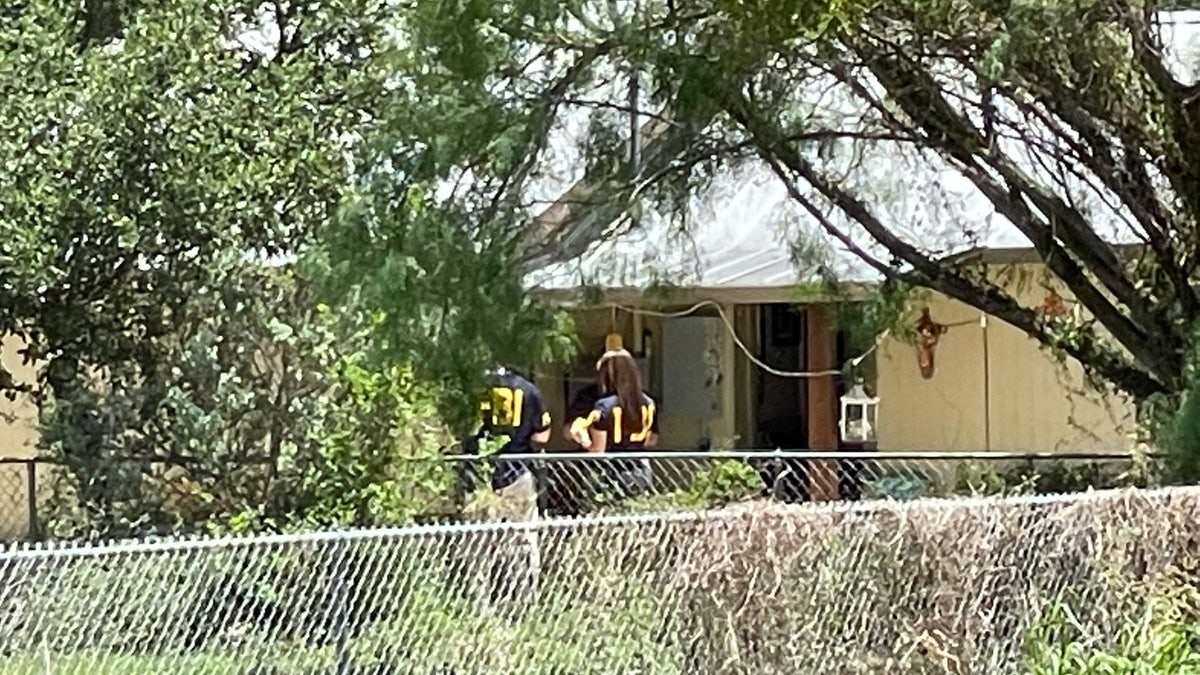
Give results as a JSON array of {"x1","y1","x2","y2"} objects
[{"x1": 839, "y1": 381, "x2": 879, "y2": 443}]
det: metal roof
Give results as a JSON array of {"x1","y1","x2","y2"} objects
[{"x1": 522, "y1": 11, "x2": 1197, "y2": 295}]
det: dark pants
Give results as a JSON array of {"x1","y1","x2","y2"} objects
[{"x1": 602, "y1": 461, "x2": 653, "y2": 500}]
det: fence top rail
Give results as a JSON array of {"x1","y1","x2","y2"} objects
[
  {"x1": 0, "y1": 457, "x2": 38, "y2": 465},
  {"x1": 0, "y1": 449, "x2": 1156, "y2": 466},
  {"x1": 440, "y1": 449, "x2": 1155, "y2": 462},
  {"x1": 1, "y1": 483, "x2": 1194, "y2": 564}
]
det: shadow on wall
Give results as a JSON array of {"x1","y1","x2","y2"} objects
[{"x1": 0, "y1": 460, "x2": 43, "y2": 541}]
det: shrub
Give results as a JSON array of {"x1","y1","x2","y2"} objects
[
  {"x1": 1024, "y1": 568, "x2": 1200, "y2": 673},
  {"x1": 37, "y1": 271, "x2": 457, "y2": 539}
]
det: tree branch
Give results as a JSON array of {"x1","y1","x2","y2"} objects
[
  {"x1": 857, "y1": 47, "x2": 1182, "y2": 388},
  {"x1": 718, "y1": 84, "x2": 1168, "y2": 401}
]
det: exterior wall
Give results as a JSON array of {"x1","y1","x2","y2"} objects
[
  {"x1": 0, "y1": 335, "x2": 44, "y2": 540},
  {"x1": 875, "y1": 264, "x2": 1136, "y2": 452},
  {"x1": 0, "y1": 335, "x2": 39, "y2": 458}
]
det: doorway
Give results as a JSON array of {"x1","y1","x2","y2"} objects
[{"x1": 754, "y1": 303, "x2": 807, "y2": 450}]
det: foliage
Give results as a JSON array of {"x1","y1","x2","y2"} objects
[
  {"x1": 38, "y1": 267, "x2": 457, "y2": 538},
  {"x1": 1024, "y1": 571, "x2": 1200, "y2": 674},
  {"x1": 829, "y1": 278, "x2": 928, "y2": 382},
  {"x1": 949, "y1": 461, "x2": 1023, "y2": 497},
  {"x1": 604, "y1": 459, "x2": 764, "y2": 514},
  {"x1": 1162, "y1": 378, "x2": 1200, "y2": 483},
  {"x1": 0, "y1": 0, "x2": 593, "y2": 535},
  {"x1": 0, "y1": 0, "x2": 387, "y2": 399},
  {"x1": 833, "y1": 280, "x2": 927, "y2": 349},
  {"x1": 944, "y1": 458, "x2": 1156, "y2": 498},
  {"x1": 0, "y1": 0, "x2": 449, "y2": 535},
  {"x1": 311, "y1": 0, "x2": 596, "y2": 430},
  {"x1": 313, "y1": 182, "x2": 578, "y2": 431},
  {"x1": 686, "y1": 459, "x2": 766, "y2": 505}
]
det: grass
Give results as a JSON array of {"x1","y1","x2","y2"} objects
[
  {"x1": 17, "y1": 579, "x2": 1200, "y2": 675},
  {"x1": 0, "y1": 648, "x2": 330, "y2": 675},
  {"x1": 1, "y1": 573, "x2": 681, "y2": 675},
  {"x1": 1023, "y1": 572, "x2": 1200, "y2": 675}
]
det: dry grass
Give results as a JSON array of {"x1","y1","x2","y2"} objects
[
  {"x1": 652, "y1": 489, "x2": 1200, "y2": 673},
  {"x1": 2, "y1": 487, "x2": 1199, "y2": 674}
]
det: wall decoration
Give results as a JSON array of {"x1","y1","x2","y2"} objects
[
  {"x1": 1027, "y1": 288, "x2": 1069, "y2": 339},
  {"x1": 915, "y1": 308, "x2": 949, "y2": 380}
]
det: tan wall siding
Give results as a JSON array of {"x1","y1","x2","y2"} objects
[
  {"x1": 876, "y1": 294, "x2": 988, "y2": 451},
  {"x1": 876, "y1": 264, "x2": 1135, "y2": 452},
  {"x1": 0, "y1": 335, "x2": 39, "y2": 459},
  {"x1": 0, "y1": 335, "x2": 42, "y2": 540}
]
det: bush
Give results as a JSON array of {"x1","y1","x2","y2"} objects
[
  {"x1": 37, "y1": 269, "x2": 456, "y2": 539},
  {"x1": 616, "y1": 459, "x2": 764, "y2": 513},
  {"x1": 1024, "y1": 568, "x2": 1200, "y2": 673},
  {"x1": 660, "y1": 488, "x2": 1200, "y2": 674},
  {"x1": 942, "y1": 458, "x2": 1156, "y2": 499}
]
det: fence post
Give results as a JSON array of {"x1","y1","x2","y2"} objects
[{"x1": 25, "y1": 461, "x2": 39, "y2": 542}]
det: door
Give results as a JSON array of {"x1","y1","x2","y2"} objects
[{"x1": 755, "y1": 303, "x2": 807, "y2": 449}]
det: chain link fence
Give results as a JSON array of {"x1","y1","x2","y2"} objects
[
  {"x1": 0, "y1": 459, "x2": 40, "y2": 542},
  {"x1": 0, "y1": 451, "x2": 1169, "y2": 542},
  {"x1": 447, "y1": 450, "x2": 1164, "y2": 520},
  {"x1": 0, "y1": 485, "x2": 1197, "y2": 674}
]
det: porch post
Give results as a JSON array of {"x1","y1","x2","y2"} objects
[{"x1": 805, "y1": 305, "x2": 840, "y2": 501}]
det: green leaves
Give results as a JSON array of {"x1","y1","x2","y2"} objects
[
  {"x1": 315, "y1": 0, "x2": 595, "y2": 429},
  {"x1": 0, "y1": 0, "x2": 482, "y2": 536},
  {"x1": 1025, "y1": 580, "x2": 1200, "y2": 674},
  {"x1": 0, "y1": 0, "x2": 379, "y2": 370}
]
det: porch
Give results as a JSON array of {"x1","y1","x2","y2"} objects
[{"x1": 533, "y1": 297, "x2": 871, "y2": 500}]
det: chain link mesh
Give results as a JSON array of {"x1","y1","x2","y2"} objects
[
  {"x1": 2, "y1": 452, "x2": 1163, "y2": 542},
  {"x1": 479, "y1": 451, "x2": 1162, "y2": 519},
  {"x1": 0, "y1": 459, "x2": 35, "y2": 541},
  {"x1": 0, "y1": 485, "x2": 1196, "y2": 674}
]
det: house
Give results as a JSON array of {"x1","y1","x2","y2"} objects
[
  {"x1": 877, "y1": 247, "x2": 1134, "y2": 454},
  {"x1": 528, "y1": 247, "x2": 1136, "y2": 460},
  {"x1": 521, "y1": 11, "x2": 1198, "y2": 463},
  {"x1": 525, "y1": 174, "x2": 1136, "y2": 461}
]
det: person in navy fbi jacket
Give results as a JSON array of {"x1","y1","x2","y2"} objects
[
  {"x1": 478, "y1": 366, "x2": 552, "y2": 493},
  {"x1": 569, "y1": 349, "x2": 659, "y2": 501},
  {"x1": 468, "y1": 365, "x2": 551, "y2": 613}
]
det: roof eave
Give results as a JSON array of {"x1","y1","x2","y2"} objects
[{"x1": 530, "y1": 281, "x2": 881, "y2": 307}]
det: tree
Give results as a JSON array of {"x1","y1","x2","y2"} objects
[
  {"x1": 0, "y1": 0, "x2": 400, "y2": 395},
  {"x1": 0, "y1": 0, "x2": 485, "y2": 534},
  {"x1": 38, "y1": 267, "x2": 458, "y2": 536},
  {"x1": 714, "y1": 0, "x2": 1199, "y2": 424},
  {"x1": 311, "y1": 0, "x2": 647, "y2": 427},
  {"x1": 391, "y1": 0, "x2": 1199, "y2": 426},
  {"x1": 704, "y1": 0, "x2": 1200, "y2": 409}
]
